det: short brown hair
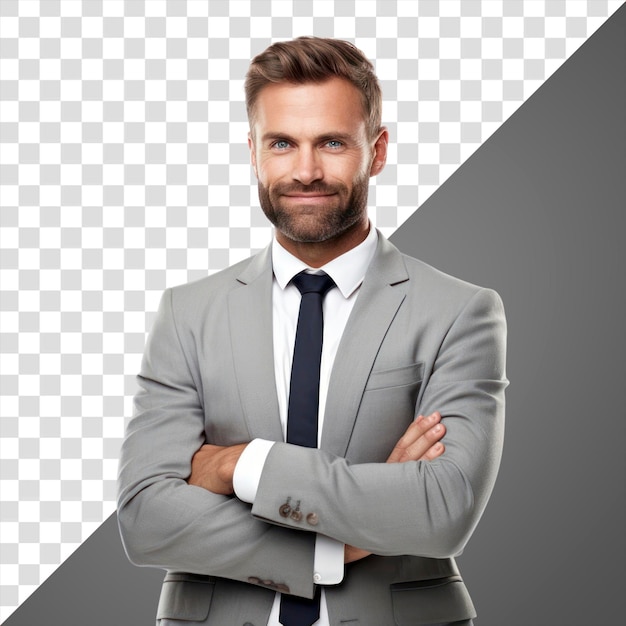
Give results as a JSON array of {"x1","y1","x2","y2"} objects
[{"x1": 245, "y1": 37, "x2": 382, "y2": 139}]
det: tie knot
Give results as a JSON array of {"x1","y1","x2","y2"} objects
[{"x1": 291, "y1": 271, "x2": 336, "y2": 297}]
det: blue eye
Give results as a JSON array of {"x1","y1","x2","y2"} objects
[
  {"x1": 326, "y1": 140, "x2": 343, "y2": 149},
  {"x1": 273, "y1": 140, "x2": 290, "y2": 150}
]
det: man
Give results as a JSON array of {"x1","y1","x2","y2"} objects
[{"x1": 118, "y1": 37, "x2": 507, "y2": 626}]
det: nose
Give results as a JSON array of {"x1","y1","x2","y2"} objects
[{"x1": 292, "y1": 146, "x2": 323, "y2": 185}]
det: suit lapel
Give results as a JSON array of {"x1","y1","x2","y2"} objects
[
  {"x1": 227, "y1": 236, "x2": 410, "y2": 450},
  {"x1": 322, "y1": 236, "x2": 409, "y2": 457},
  {"x1": 228, "y1": 246, "x2": 284, "y2": 443}
]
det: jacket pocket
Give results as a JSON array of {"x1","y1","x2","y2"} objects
[
  {"x1": 156, "y1": 573, "x2": 215, "y2": 621},
  {"x1": 365, "y1": 362, "x2": 424, "y2": 391},
  {"x1": 390, "y1": 575, "x2": 476, "y2": 625}
]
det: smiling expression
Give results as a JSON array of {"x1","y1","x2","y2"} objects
[{"x1": 248, "y1": 77, "x2": 388, "y2": 259}]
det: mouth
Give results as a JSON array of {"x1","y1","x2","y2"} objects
[{"x1": 282, "y1": 193, "x2": 337, "y2": 203}]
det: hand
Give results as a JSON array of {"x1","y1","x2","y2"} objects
[
  {"x1": 386, "y1": 411, "x2": 446, "y2": 463},
  {"x1": 188, "y1": 443, "x2": 248, "y2": 495},
  {"x1": 345, "y1": 544, "x2": 372, "y2": 564},
  {"x1": 345, "y1": 411, "x2": 446, "y2": 563}
]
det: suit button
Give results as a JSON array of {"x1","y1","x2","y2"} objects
[{"x1": 306, "y1": 512, "x2": 319, "y2": 526}]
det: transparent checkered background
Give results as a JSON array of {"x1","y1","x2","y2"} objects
[{"x1": 0, "y1": 0, "x2": 621, "y2": 621}]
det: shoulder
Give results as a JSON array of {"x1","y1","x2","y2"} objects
[
  {"x1": 172, "y1": 256, "x2": 250, "y2": 297},
  {"x1": 377, "y1": 237, "x2": 504, "y2": 317},
  {"x1": 376, "y1": 234, "x2": 490, "y2": 296},
  {"x1": 171, "y1": 247, "x2": 268, "y2": 299},
  {"x1": 155, "y1": 247, "x2": 270, "y2": 326}
]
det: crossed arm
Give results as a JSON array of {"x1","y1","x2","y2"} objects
[
  {"x1": 188, "y1": 411, "x2": 447, "y2": 563},
  {"x1": 118, "y1": 285, "x2": 506, "y2": 597}
]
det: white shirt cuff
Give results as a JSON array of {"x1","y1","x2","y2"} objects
[
  {"x1": 233, "y1": 438, "x2": 345, "y2": 586},
  {"x1": 314, "y1": 535, "x2": 345, "y2": 585},
  {"x1": 233, "y1": 438, "x2": 275, "y2": 503}
]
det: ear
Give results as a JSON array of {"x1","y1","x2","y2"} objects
[
  {"x1": 248, "y1": 132, "x2": 258, "y2": 178},
  {"x1": 369, "y1": 127, "x2": 388, "y2": 178}
]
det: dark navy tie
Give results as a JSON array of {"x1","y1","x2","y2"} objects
[{"x1": 279, "y1": 271, "x2": 335, "y2": 626}]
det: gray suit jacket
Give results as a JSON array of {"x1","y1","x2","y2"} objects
[{"x1": 117, "y1": 234, "x2": 507, "y2": 626}]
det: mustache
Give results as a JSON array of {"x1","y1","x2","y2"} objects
[{"x1": 270, "y1": 182, "x2": 346, "y2": 195}]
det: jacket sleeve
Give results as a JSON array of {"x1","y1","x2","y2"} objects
[
  {"x1": 117, "y1": 287, "x2": 317, "y2": 599},
  {"x1": 250, "y1": 287, "x2": 507, "y2": 558}
]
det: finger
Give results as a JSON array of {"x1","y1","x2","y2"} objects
[
  {"x1": 387, "y1": 412, "x2": 441, "y2": 463},
  {"x1": 399, "y1": 423, "x2": 446, "y2": 462},
  {"x1": 397, "y1": 412, "x2": 441, "y2": 446},
  {"x1": 419, "y1": 441, "x2": 445, "y2": 462}
]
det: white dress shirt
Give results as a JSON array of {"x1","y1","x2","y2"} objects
[{"x1": 233, "y1": 224, "x2": 378, "y2": 626}]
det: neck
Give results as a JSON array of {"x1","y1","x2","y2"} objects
[{"x1": 276, "y1": 218, "x2": 370, "y2": 268}]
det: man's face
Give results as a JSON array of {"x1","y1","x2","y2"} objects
[{"x1": 248, "y1": 77, "x2": 387, "y2": 247}]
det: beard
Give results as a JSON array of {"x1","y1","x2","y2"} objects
[{"x1": 258, "y1": 174, "x2": 369, "y2": 244}]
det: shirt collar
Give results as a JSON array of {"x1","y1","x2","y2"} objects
[{"x1": 272, "y1": 223, "x2": 378, "y2": 299}]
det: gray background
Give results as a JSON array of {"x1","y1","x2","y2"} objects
[
  {"x1": 10, "y1": 3, "x2": 614, "y2": 618},
  {"x1": 3, "y1": 4, "x2": 626, "y2": 626},
  {"x1": 393, "y1": 6, "x2": 626, "y2": 624}
]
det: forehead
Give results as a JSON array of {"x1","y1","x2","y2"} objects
[{"x1": 252, "y1": 77, "x2": 368, "y2": 137}]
